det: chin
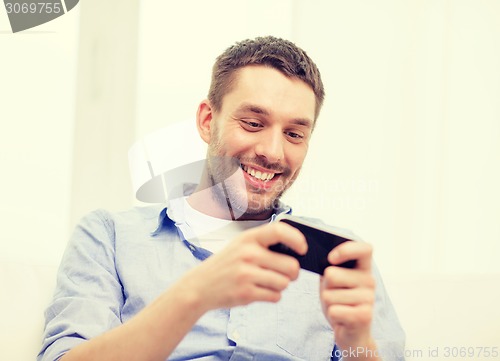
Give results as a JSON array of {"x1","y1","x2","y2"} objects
[{"x1": 245, "y1": 194, "x2": 279, "y2": 215}]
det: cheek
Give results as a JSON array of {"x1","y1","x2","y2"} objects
[
  {"x1": 286, "y1": 146, "x2": 308, "y2": 171},
  {"x1": 224, "y1": 131, "x2": 255, "y2": 154}
]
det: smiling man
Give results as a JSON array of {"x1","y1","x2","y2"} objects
[
  {"x1": 39, "y1": 36, "x2": 405, "y2": 361},
  {"x1": 191, "y1": 64, "x2": 314, "y2": 220}
]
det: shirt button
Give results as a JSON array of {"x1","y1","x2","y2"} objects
[{"x1": 232, "y1": 330, "x2": 240, "y2": 341}]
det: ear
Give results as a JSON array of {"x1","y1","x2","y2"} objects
[{"x1": 196, "y1": 99, "x2": 214, "y2": 144}]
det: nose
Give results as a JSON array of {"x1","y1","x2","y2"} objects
[{"x1": 254, "y1": 128, "x2": 284, "y2": 164}]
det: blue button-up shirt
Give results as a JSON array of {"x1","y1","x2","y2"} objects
[{"x1": 38, "y1": 199, "x2": 405, "y2": 361}]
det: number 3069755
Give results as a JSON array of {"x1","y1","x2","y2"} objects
[
  {"x1": 5, "y1": 3, "x2": 62, "y2": 14},
  {"x1": 443, "y1": 346, "x2": 499, "y2": 358}
]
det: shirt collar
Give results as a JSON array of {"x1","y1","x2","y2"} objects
[{"x1": 151, "y1": 183, "x2": 292, "y2": 236}]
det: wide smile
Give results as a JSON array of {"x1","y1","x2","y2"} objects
[{"x1": 240, "y1": 163, "x2": 282, "y2": 190}]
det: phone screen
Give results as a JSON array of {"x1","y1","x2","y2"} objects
[{"x1": 269, "y1": 218, "x2": 356, "y2": 275}]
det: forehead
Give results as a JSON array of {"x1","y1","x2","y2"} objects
[{"x1": 221, "y1": 65, "x2": 316, "y2": 122}]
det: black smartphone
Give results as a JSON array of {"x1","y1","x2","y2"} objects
[{"x1": 269, "y1": 214, "x2": 357, "y2": 275}]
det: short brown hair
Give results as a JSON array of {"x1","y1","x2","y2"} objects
[{"x1": 208, "y1": 36, "x2": 325, "y2": 121}]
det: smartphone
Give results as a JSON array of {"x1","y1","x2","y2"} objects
[{"x1": 269, "y1": 214, "x2": 356, "y2": 275}]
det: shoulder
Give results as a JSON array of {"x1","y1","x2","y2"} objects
[
  {"x1": 81, "y1": 204, "x2": 164, "y2": 223},
  {"x1": 75, "y1": 204, "x2": 166, "y2": 236},
  {"x1": 112, "y1": 204, "x2": 165, "y2": 224}
]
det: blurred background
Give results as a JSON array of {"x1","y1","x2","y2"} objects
[{"x1": 1, "y1": 1, "x2": 499, "y2": 360}]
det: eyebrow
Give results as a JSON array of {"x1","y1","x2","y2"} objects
[
  {"x1": 235, "y1": 102, "x2": 313, "y2": 129},
  {"x1": 290, "y1": 118, "x2": 313, "y2": 128},
  {"x1": 236, "y1": 103, "x2": 270, "y2": 116}
]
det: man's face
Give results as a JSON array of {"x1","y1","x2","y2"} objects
[{"x1": 204, "y1": 65, "x2": 316, "y2": 219}]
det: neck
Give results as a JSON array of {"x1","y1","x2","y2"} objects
[
  {"x1": 187, "y1": 187, "x2": 234, "y2": 220},
  {"x1": 188, "y1": 172, "x2": 273, "y2": 221}
]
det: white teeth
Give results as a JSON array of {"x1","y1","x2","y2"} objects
[{"x1": 241, "y1": 165, "x2": 276, "y2": 181}]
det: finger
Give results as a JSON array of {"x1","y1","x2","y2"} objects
[
  {"x1": 328, "y1": 241, "x2": 372, "y2": 271},
  {"x1": 257, "y1": 249, "x2": 301, "y2": 280},
  {"x1": 322, "y1": 266, "x2": 376, "y2": 289},
  {"x1": 231, "y1": 237, "x2": 301, "y2": 280},
  {"x1": 230, "y1": 267, "x2": 291, "y2": 305},
  {"x1": 252, "y1": 222, "x2": 308, "y2": 255},
  {"x1": 321, "y1": 288, "x2": 375, "y2": 307},
  {"x1": 239, "y1": 285, "x2": 283, "y2": 305},
  {"x1": 325, "y1": 304, "x2": 373, "y2": 327},
  {"x1": 252, "y1": 266, "x2": 293, "y2": 291}
]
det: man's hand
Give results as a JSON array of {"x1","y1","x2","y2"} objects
[
  {"x1": 180, "y1": 221, "x2": 308, "y2": 312},
  {"x1": 320, "y1": 242, "x2": 379, "y2": 360}
]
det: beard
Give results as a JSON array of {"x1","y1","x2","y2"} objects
[
  {"x1": 206, "y1": 155, "x2": 250, "y2": 219},
  {"x1": 205, "y1": 130, "x2": 299, "y2": 220}
]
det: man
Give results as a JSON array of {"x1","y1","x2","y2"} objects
[{"x1": 39, "y1": 36, "x2": 405, "y2": 361}]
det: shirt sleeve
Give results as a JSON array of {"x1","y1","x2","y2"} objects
[{"x1": 37, "y1": 209, "x2": 124, "y2": 361}]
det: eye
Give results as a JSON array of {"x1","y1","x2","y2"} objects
[
  {"x1": 240, "y1": 119, "x2": 263, "y2": 131},
  {"x1": 286, "y1": 131, "x2": 303, "y2": 139},
  {"x1": 285, "y1": 131, "x2": 305, "y2": 143}
]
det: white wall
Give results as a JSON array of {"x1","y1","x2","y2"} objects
[
  {"x1": 289, "y1": 0, "x2": 500, "y2": 276},
  {"x1": 68, "y1": 0, "x2": 140, "y2": 226},
  {"x1": 135, "y1": 0, "x2": 296, "y2": 138},
  {"x1": 0, "y1": 10, "x2": 79, "y2": 360},
  {"x1": 0, "y1": 6, "x2": 80, "y2": 265}
]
